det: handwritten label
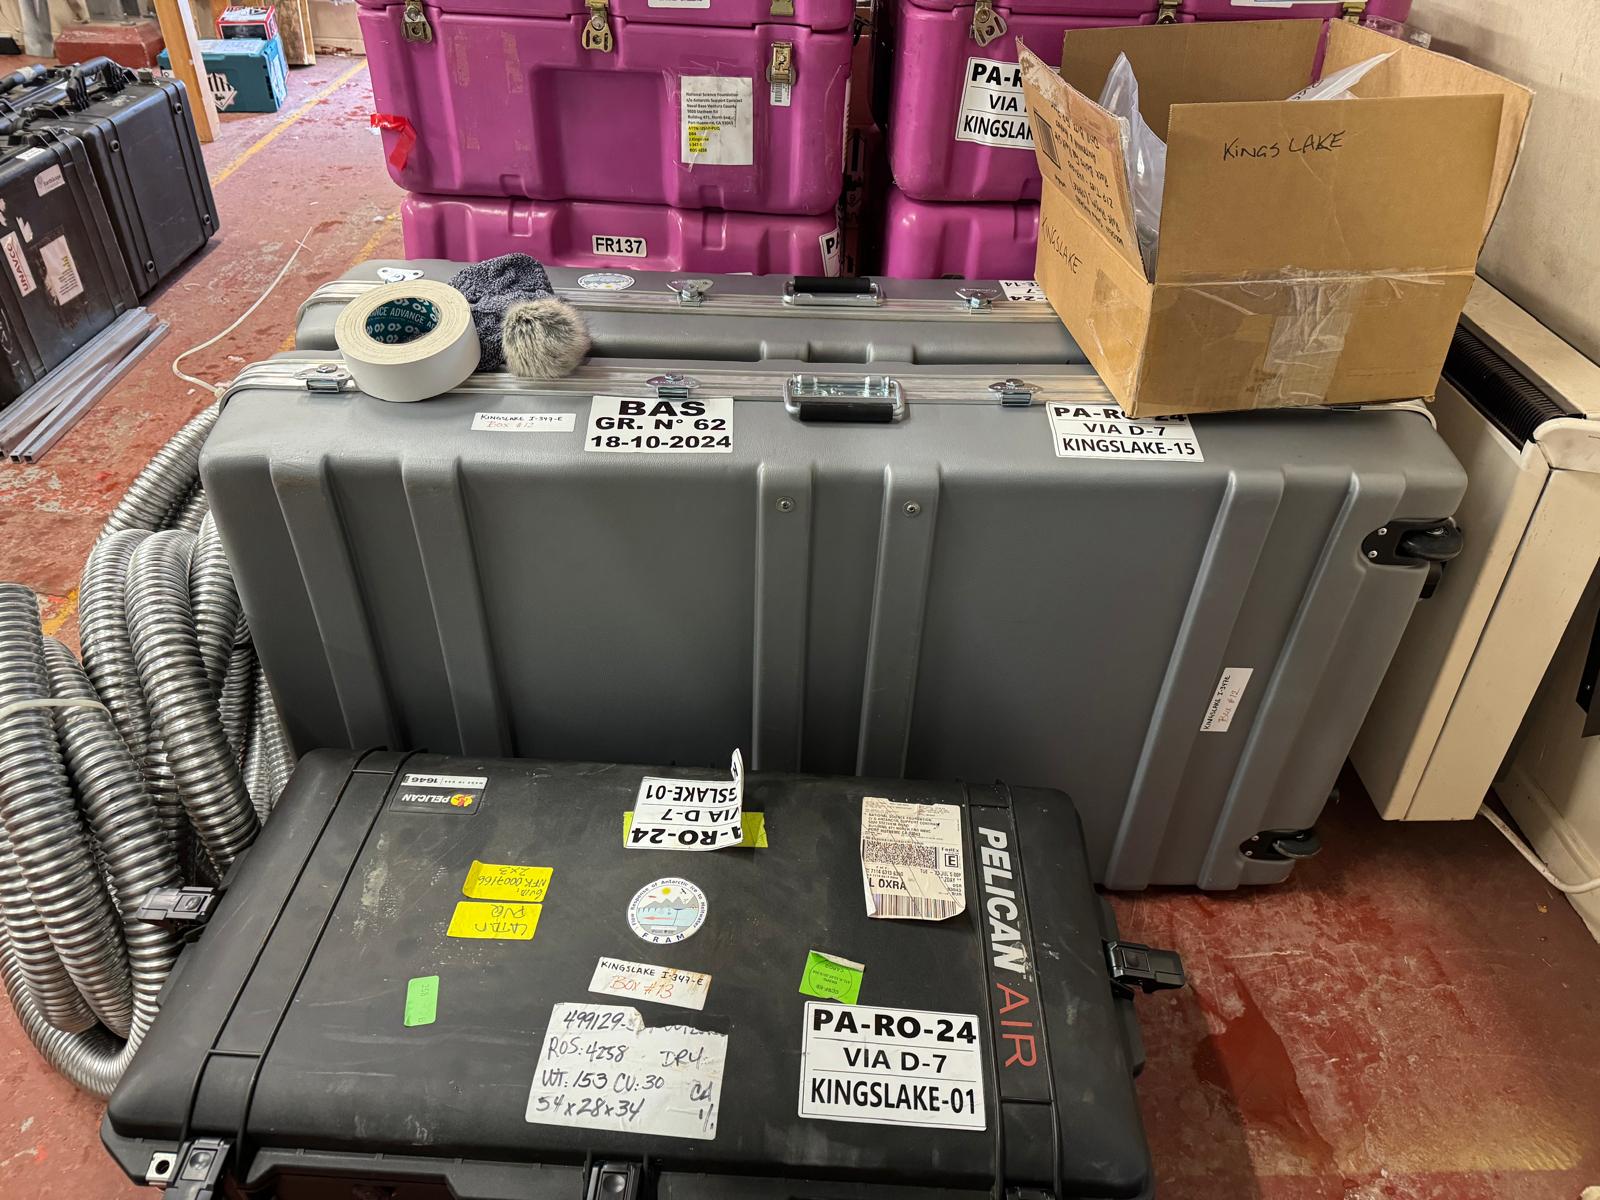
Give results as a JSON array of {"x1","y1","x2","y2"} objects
[
  {"x1": 1200, "y1": 666, "x2": 1253, "y2": 733},
  {"x1": 471, "y1": 412, "x2": 576, "y2": 432},
  {"x1": 525, "y1": 1003, "x2": 726, "y2": 1140},
  {"x1": 798, "y1": 1002, "x2": 986, "y2": 1130},
  {"x1": 1223, "y1": 131, "x2": 1346, "y2": 162},
  {"x1": 799, "y1": 951, "x2": 864, "y2": 1004},
  {"x1": 462, "y1": 861, "x2": 553, "y2": 902},
  {"x1": 446, "y1": 899, "x2": 541, "y2": 940},
  {"x1": 404, "y1": 975, "x2": 439, "y2": 1027},
  {"x1": 1046, "y1": 401, "x2": 1204, "y2": 462},
  {"x1": 589, "y1": 957, "x2": 712, "y2": 1011},
  {"x1": 627, "y1": 751, "x2": 745, "y2": 851}
]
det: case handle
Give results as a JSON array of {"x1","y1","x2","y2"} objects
[
  {"x1": 783, "y1": 276, "x2": 882, "y2": 307},
  {"x1": 783, "y1": 375, "x2": 904, "y2": 423}
]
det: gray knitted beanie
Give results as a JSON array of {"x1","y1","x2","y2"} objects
[{"x1": 449, "y1": 254, "x2": 590, "y2": 378}]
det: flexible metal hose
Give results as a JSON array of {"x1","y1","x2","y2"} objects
[{"x1": 0, "y1": 411, "x2": 292, "y2": 1096}]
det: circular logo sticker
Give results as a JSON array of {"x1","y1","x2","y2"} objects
[
  {"x1": 577, "y1": 271, "x2": 635, "y2": 292},
  {"x1": 627, "y1": 877, "x2": 708, "y2": 945}
]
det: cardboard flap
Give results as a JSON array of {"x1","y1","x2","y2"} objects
[
  {"x1": 1019, "y1": 43, "x2": 1144, "y2": 278},
  {"x1": 1057, "y1": 20, "x2": 1323, "y2": 141},
  {"x1": 1154, "y1": 93, "x2": 1504, "y2": 283},
  {"x1": 1322, "y1": 19, "x2": 1532, "y2": 244}
]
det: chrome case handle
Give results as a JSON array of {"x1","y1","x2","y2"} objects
[{"x1": 783, "y1": 375, "x2": 905, "y2": 423}]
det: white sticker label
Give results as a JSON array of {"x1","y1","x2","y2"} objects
[
  {"x1": 16, "y1": 147, "x2": 45, "y2": 162},
  {"x1": 39, "y1": 236, "x2": 82, "y2": 305},
  {"x1": 627, "y1": 877, "x2": 709, "y2": 945},
  {"x1": 999, "y1": 279, "x2": 1046, "y2": 302},
  {"x1": 525, "y1": 1003, "x2": 725, "y2": 1139},
  {"x1": 592, "y1": 234, "x2": 648, "y2": 259},
  {"x1": 770, "y1": 81, "x2": 792, "y2": 107},
  {"x1": 819, "y1": 227, "x2": 842, "y2": 278},
  {"x1": 589, "y1": 957, "x2": 712, "y2": 1011},
  {"x1": 376, "y1": 266, "x2": 425, "y2": 283},
  {"x1": 799, "y1": 1002, "x2": 986, "y2": 1130},
  {"x1": 649, "y1": 0, "x2": 711, "y2": 7},
  {"x1": 2, "y1": 232, "x2": 35, "y2": 297},
  {"x1": 680, "y1": 76, "x2": 754, "y2": 166},
  {"x1": 955, "y1": 58, "x2": 1032, "y2": 149},
  {"x1": 400, "y1": 772, "x2": 488, "y2": 789},
  {"x1": 1200, "y1": 667, "x2": 1254, "y2": 733},
  {"x1": 861, "y1": 797, "x2": 966, "y2": 921},
  {"x1": 33, "y1": 165, "x2": 64, "y2": 196},
  {"x1": 628, "y1": 750, "x2": 745, "y2": 851},
  {"x1": 471, "y1": 411, "x2": 576, "y2": 433},
  {"x1": 586, "y1": 394, "x2": 733, "y2": 453},
  {"x1": 577, "y1": 271, "x2": 635, "y2": 291},
  {"x1": 1046, "y1": 401, "x2": 1204, "y2": 463}
]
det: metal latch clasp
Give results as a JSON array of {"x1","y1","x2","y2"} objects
[
  {"x1": 667, "y1": 278, "x2": 713, "y2": 306},
  {"x1": 989, "y1": 378, "x2": 1035, "y2": 407},
  {"x1": 1340, "y1": 0, "x2": 1368, "y2": 20},
  {"x1": 1105, "y1": 941, "x2": 1186, "y2": 997},
  {"x1": 297, "y1": 363, "x2": 353, "y2": 393},
  {"x1": 401, "y1": 0, "x2": 433, "y2": 42},
  {"x1": 648, "y1": 373, "x2": 698, "y2": 400},
  {"x1": 769, "y1": 0, "x2": 794, "y2": 16},
  {"x1": 767, "y1": 41, "x2": 796, "y2": 88},
  {"x1": 955, "y1": 286, "x2": 998, "y2": 313},
  {"x1": 971, "y1": 0, "x2": 1006, "y2": 47},
  {"x1": 1154, "y1": 0, "x2": 1179, "y2": 23},
  {"x1": 582, "y1": 0, "x2": 614, "y2": 53}
]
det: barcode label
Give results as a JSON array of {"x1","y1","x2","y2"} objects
[
  {"x1": 860, "y1": 796, "x2": 966, "y2": 922},
  {"x1": 868, "y1": 892, "x2": 964, "y2": 921},
  {"x1": 860, "y1": 840, "x2": 936, "y2": 868}
]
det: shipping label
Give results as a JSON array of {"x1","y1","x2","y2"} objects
[
  {"x1": 861, "y1": 796, "x2": 966, "y2": 921},
  {"x1": 1046, "y1": 401, "x2": 1204, "y2": 463},
  {"x1": 627, "y1": 751, "x2": 745, "y2": 851},
  {"x1": 798, "y1": 1002, "x2": 986, "y2": 1130},
  {"x1": 589, "y1": 957, "x2": 712, "y2": 1011},
  {"x1": 680, "y1": 76, "x2": 754, "y2": 166},
  {"x1": 955, "y1": 58, "x2": 1032, "y2": 150}
]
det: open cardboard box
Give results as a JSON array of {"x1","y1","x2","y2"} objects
[{"x1": 1018, "y1": 20, "x2": 1531, "y2": 418}]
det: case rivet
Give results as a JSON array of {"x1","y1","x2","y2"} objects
[
  {"x1": 777, "y1": 497, "x2": 794, "y2": 512},
  {"x1": 1368, "y1": 550, "x2": 1379, "y2": 559},
  {"x1": 904, "y1": 501, "x2": 921, "y2": 517}
]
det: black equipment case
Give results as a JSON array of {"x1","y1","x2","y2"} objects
[
  {"x1": 0, "y1": 126, "x2": 136, "y2": 407},
  {"x1": 104, "y1": 751, "x2": 1185, "y2": 1199},
  {"x1": 0, "y1": 60, "x2": 217, "y2": 298}
]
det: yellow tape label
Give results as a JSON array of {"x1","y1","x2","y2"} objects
[
  {"x1": 462, "y1": 860, "x2": 554, "y2": 902},
  {"x1": 446, "y1": 899, "x2": 541, "y2": 940}
]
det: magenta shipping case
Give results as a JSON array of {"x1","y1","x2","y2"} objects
[
  {"x1": 362, "y1": 0, "x2": 852, "y2": 215},
  {"x1": 880, "y1": 187, "x2": 1038, "y2": 279},
  {"x1": 883, "y1": 0, "x2": 1154, "y2": 203},
  {"x1": 401, "y1": 193, "x2": 843, "y2": 274}
]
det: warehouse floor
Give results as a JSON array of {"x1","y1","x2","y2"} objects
[{"x1": 0, "y1": 56, "x2": 1596, "y2": 1200}]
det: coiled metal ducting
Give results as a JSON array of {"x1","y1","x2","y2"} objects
[{"x1": 0, "y1": 404, "x2": 291, "y2": 1096}]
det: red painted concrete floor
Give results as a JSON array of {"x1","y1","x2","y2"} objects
[{"x1": 0, "y1": 52, "x2": 1597, "y2": 1200}]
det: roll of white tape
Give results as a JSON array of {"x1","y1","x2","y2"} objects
[{"x1": 333, "y1": 279, "x2": 480, "y2": 403}]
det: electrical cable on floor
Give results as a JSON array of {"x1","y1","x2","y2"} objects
[
  {"x1": 1480, "y1": 804, "x2": 1600, "y2": 895},
  {"x1": 170, "y1": 224, "x2": 314, "y2": 396}
]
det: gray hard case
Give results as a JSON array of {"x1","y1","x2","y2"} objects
[{"x1": 207, "y1": 266, "x2": 1466, "y2": 889}]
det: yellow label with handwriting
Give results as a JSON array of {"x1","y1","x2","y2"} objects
[
  {"x1": 462, "y1": 860, "x2": 554, "y2": 902},
  {"x1": 446, "y1": 899, "x2": 541, "y2": 940}
]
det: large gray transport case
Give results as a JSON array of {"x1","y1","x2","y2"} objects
[{"x1": 203, "y1": 265, "x2": 1468, "y2": 889}]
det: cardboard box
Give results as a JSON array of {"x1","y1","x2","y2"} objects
[{"x1": 1018, "y1": 20, "x2": 1531, "y2": 417}]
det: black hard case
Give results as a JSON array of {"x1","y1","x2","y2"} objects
[
  {"x1": 0, "y1": 128, "x2": 136, "y2": 407},
  {"x1": 105, "y1": 751, "x2": 1161, "y2": 1199},
  {"x1": 0, "y1": 60, "x2": 217, "y2": 297}
]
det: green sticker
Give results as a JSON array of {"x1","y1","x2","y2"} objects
[
  {"x1": 405, "y1": 974, "x2": 439, "y2": 1027},
  {"x1": 799, "y1": 951, "x2": 864, "y2": 1005}
]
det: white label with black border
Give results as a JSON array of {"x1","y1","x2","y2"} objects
[
  {"x1": 592, "y1": 235, "x2": 647, "y2": 259},
  {"x1": 999, "y1": 279, "x2": 1046, "y2": 302},
  {"x1": 471, "y1": 412, "x2": 576, "y2": 433},
  {"x1": 628, "y1": 750, "x2": 745, "y2": 851},
  {"x1": 40, "y1": 236, "x2": 82, "y2": 305},
  {"x1": 586, "y1": 395, "x2": 732, "y2": 453},
  {"x1": 799, "y1": 1002, "x2": 986, "y2": 1130},
  {"x1": 819, "y1": 227, "x2": 842, "y2": 277},
  {"x1": 1046, "y1": 401, "x2": 1204, "y2": 463},
  {"x1": 681, "y1": 76, "x2": 754, "y2": 166},
  {"x1": 34, "y1": 165, "x2": 64, "y2": 196},
  {"x1": 2, "y1": 232, "x2": 35, "y2": 297},
  {"x1": 1200, "y1": 667, "x2": 1253, "y2": 733},
  {"x1": 955, "y1": 58, "x2": 1031, "y2": 149}
]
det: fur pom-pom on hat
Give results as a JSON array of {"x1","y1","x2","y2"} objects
[{"x1": 502, "y1": 298, "x2": 591, "y2": 379}]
